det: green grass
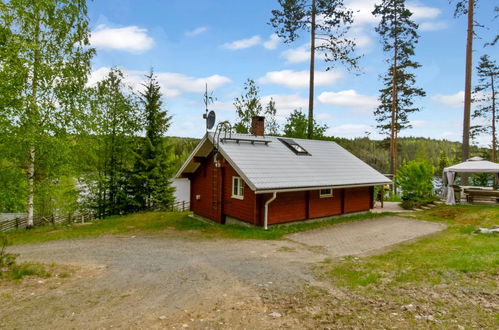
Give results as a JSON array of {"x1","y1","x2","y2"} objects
[
  {"x1": 5, "y1": 211, "x2": 393, "y2": 245},
  {"x1": 323, "y1": 204, "x2": 499, "y2": 289},
  {"x1": 0, "y1": 261, "x2": 51, "y2": 282}
]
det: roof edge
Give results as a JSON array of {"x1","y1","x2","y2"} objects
[
  {"x1": 254, "y1": 181, "x2": 392, "y2": 194},
  {"x1": 174, "y1": 133, "x2": 209, "y2": 178}
]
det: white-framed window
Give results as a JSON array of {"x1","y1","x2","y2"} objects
[
  {"x1": 320, "y1": 188, "x2": 333, "y2": 198},
  {"x1": 232, "y1": 176, "x2": 244, "y2": 199}
]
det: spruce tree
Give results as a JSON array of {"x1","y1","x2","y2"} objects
[
  {"x1": 471, "y1": 55, "x2": 498, "y2": 162},
  {"x1": 130, "y1": 71, "x2": 174, "y2": 211},
  {"x1": 372, "y1": 0, "x2": 425, "y2": 176}
]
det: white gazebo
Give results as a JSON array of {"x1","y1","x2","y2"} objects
[{"x1": 443, "y1": 157, "x2": 499, "y2": 205}]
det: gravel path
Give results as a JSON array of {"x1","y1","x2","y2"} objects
[
  {"x1": 1, "y1": 216, "x2": 446, "y2": 329},
  {"x1": 287, "y1": 216, "x2": 446, "y2": 256}
]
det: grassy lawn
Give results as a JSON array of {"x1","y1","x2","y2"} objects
[
  {"x1": 5, "y1": 211, "x2": 392, "y2": 245},
  {"x1": 315, "y1": 204, "x2": 499, "y2": 328}
]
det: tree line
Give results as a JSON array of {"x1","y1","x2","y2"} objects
[
  {"x1": 0, "y1": 1, "x2": 177, "y2": 226},
  {"x1": 0, "y1": 0, "x2": 497, "y2": 224}
]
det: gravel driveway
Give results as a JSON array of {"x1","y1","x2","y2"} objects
[{"x1": 1, "y1": 216, "x2": 445, "y2": 329}]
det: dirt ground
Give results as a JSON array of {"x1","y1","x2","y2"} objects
[{"x1": 0, "y1": 217, "x2": 469, "y2": 329}]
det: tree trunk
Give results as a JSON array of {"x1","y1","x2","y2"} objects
[
  {"x1": 390, "y1": 1, "x2": 398, "y2": 177},
  {"x1": 307, "y1": 0, "x2": 316, "y2": 140},
  {"x1": 461, "y1": 0, "x2": 474, "y2": 185},
  {"x1": 26, "y1": 147, "x2": 35, "y2": 229},
  {"x1": 491, "y1": 74, "x2": 496, "y2": 163},
  {"x1": 27, "y1": 10, "x2": 41, "y2": 229}
]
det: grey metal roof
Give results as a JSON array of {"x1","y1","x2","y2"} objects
[{"x1": 177, "y1": 133, "x2": 391, "y2": 193}]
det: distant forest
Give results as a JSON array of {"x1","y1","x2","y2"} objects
[{"x1": 170, "y1": 135, "x2": 486, "y2": 176}]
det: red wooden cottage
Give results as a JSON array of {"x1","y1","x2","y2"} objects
[{"x1": 176, "y1": 117, "x2": 391, "y2": 229}]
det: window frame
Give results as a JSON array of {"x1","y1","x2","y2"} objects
[
  {"x1": 232, "y1": 176, "x2": 244, "y2": 200},
  {"x1": 319, "y1": 188, "x2": 333, "y2": 198}
]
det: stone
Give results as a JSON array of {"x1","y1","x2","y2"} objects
[
  {"x1": 269, "y1": 312, "x2": 282, "y2": 318},
  {"x1": 158, "y1": 316, "x2": 167, "y2": 320}
]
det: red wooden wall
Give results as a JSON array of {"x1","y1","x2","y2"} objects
[
  {"x1": 190, "y1": 154, "x2": 374, "y2": 226},
  {"x1": 221, "y1": 159, "x2": 257, "y2": 224},
  {"x1": 308, "y1": 189, "x2": 343, "y2": 218},
  {"x1": 343, "y1": 187, "x2": 372, "y2": 213}
]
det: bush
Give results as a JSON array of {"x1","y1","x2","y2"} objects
[
  {"x1": 0, "y1": 233, "x2": 50, "y2": 281},
  {"x1": 395, "y1": 161, "x2": 435, "y2": 209},
  {"x1": 0, "y1": 234, "x2": 17, "y2": 269}
]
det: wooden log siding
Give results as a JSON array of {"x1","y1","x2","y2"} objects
[{"x1": 189, "y1": 154, "x2": 375, "y2": 226}]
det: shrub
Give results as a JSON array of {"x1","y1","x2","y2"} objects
[
  {"x1": 395, "y1": 161, "x2": 435, "y2": 208},
  {"x1": 0, "y1": 233, "x2": 50, "y2": 281},
  {"x1": 0, "y1": 234, "x2": 17, "y2": 269}
]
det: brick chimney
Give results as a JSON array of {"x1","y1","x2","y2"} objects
[{"x1": 251, "y1": 116, "x2": 265, "y2": 136}]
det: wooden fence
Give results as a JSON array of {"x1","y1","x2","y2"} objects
[
  {"x1": 170, "y1": 201, "x2": 190, "y2": 212},
  {"x1": 0, "y1": 212, "x2": 94, "y2": 232}
]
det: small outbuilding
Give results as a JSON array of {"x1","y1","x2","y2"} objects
[{"x1": 176, "y1": 117, "x2": 391, "y2": 228}]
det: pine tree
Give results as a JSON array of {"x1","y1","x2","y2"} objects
[
  {"x1": 471, "y1": 55, "x2": 498, "y2": 162},
  {"x1": 233, "y1": 79, "x2": 278, "y2": 135},
  {"x1": 130, "y1": 71, "x2": 175, "y2": 211},
  {"x1": 270, "y1": 0, "x2": 358, "y2": 139},
  {"x1": 452, "y1": 0, "x2": 476, "y2": 184},
  {"x1": 372, "y1": 0, "x2": 425, "y2": 176}
]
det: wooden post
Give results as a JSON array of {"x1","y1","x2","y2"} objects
[{"x1": 182, "y1": 201, "x2": 185, "y2": 212}]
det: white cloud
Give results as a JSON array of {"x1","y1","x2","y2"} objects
[
  {"x1": 348, "y1": 27, "x2": 373, "y2": 49},
  {"x1": 261, "y1": 94, "x2": 308, "y2": 119},
  {"x1": 259, "y1": 70, "x2": 342, "y2": 89},
  {"x1": 88, "y1": 67, "x2": 231, "y2": 98},
  {"x1": 90, "y1": 25, "x2": 154, "y2": 53},
  {"x1": 211, "y1": 101, "x2": 234, "y2": 111},
  {"x1": 347, "y1": 0, "x2": 378, "y2": 26},
  {"x1": 407, "y1": 2, "x2": 441, "y2": 21},
  {"x1": 432, "y1": 91, "x2": 464, "y2": 108},
  {"x1": 281, "y1": 44, "x2": 309, "y2": 64},
  {"x1": 222, "y1": 35, "x2": 261, "y2": 50},
  {"x1": 419, "y1": 21, "x2": 449, "y2": 32},
  {"x1": 318, "y1": 90, "x2": 378, "y2": 113},
  {"x1": 410, "y1": 120, "x2": 428, "y2": 128},
  {"x1": 263, "y1": 34, "x2": 280, "y2": 50},
  {"x1": 328, "y1": 124, "x2": 373, "y2": 137},
  {"x1": 346, "y1": 0, "x2": 443, "y2": 31},
  {"x1": 185, "y1": 26, "x2": 208, "y2": 37},
  {"x1": 316, "y1": 113, "x2": 333, "y2": 120}
]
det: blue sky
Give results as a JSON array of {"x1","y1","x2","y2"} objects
[{"x1": 87, "y1": 0, "x2": 498, "y2": 144}]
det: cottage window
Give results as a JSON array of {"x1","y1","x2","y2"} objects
[
  {"x1": 320, "y1": 188, "x2": 333, "y2": 198},
  {"x1": 232, "y1": 176, "x2": 244, "y2": 199}
]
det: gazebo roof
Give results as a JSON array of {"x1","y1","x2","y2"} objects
[{"x1": 444, "y1": 157, "x2": 499, "y2": 173}]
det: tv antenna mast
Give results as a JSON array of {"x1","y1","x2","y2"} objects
[{"x1": 203, "y1": 83, "x2": 216, "y2": 131}]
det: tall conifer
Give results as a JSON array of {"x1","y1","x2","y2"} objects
[{"x1": 373, "y1": 0, "x2": 425, "y2": 176}]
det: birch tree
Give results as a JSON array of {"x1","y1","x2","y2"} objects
[
  {"x1": 0, "y1": 0, "x2": 94, "y2": 228},
  {"x1": 270, "y1": 0, "x2": 359, "y2": 139},
  {"x1": 233, "y1": 79, "x2": 279, "y2": 135},
  {"x1": 372, "y1": 0, "x2": 425, "y2": 176}
]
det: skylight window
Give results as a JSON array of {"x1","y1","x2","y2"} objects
[{"x1": 278, "y1": 138, "x2": 310, "y2": 156}]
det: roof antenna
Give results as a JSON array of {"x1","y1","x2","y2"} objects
[{"x1": 203, "y1": 83, "x2": 217, "y2": 131}]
